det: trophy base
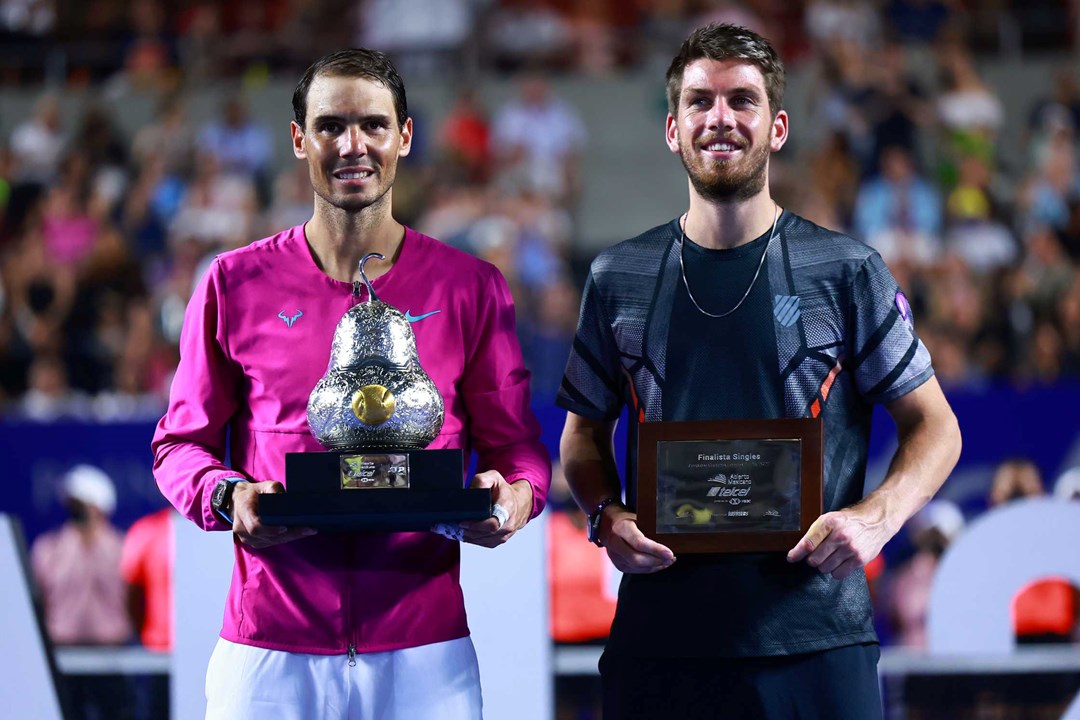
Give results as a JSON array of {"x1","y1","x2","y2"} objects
[
  {"x1": 258, "y1": 488, "x2": 492, "y2": 531},
  {"x1": 258, "y1": 448, "x2": 492, "y2": 531}
]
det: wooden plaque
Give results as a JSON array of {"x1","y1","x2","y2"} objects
[{"x1": 637, "y1": 418, "x2": 823, "y2": 553}]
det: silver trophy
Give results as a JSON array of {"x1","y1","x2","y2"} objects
[
  {"x1": 261, "y1": 253, "x2": 491, "y2": 531},
  {"x1": 307, "y1": 253, "x2": 444, "y2": 450}
]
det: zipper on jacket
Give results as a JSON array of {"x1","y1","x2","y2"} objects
[{"x1": 348, "y1": 643, "x2": 357, "y2": 667}]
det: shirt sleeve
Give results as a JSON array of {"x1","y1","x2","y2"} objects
[
  {"x1": 459, "y1": 266, "x2": 551, "y2": 518},
  {"x1": 151, "y1": 259, "x2": 248, "y2": 531},
  {"x1": 849, "y1": 252, "x2": 934, "y2": 404},
  {"x1": 556, "y1": 268, "x2": 624, "y2": 422}
]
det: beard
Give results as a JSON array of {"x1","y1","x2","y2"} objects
[
  {"x1": 311, "y1": 163, "x2": 397, "y2": 214},
  {"x1": 679, "y1": 134, "x2": 770, "y2": 202}
]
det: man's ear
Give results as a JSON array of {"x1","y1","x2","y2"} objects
[
  {"x1": 665, "y1": 113, "x2": 680, "y2": 155},
  {"x1": 398, "y1": 117, "x2": 413, "y2": 158},
  {"x1": 291, "y1": 121, "x2": 306, "y2": 160},
  {"x1": 770, "y1": 110, "x2": 789, "y2": 153}
]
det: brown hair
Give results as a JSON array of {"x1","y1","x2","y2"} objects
[
  {"x1": 665, "y1": 23, "x2": 785, "y2": 118},
  {"x1": 293, "y1": 48, "x2": 408, "y2": 129}
]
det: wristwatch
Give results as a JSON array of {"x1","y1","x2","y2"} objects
[
  {"x1": 211, "y1": 476, "x2": 246, "y2": 524},
  {"x1": 587, "y1": 497, "x2": 621, "y2": 547}
]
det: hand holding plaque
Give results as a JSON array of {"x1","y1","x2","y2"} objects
[
  {"x1": 637, "y1": 418, "x2": 823, "y2": 553},
  {"x1": 258, "y1": 254, "x2": 492, "y2": 531}
]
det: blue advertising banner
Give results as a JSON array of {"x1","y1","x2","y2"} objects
[{"x1": 3, "y1": 384, "x2": 1079, "y2": 548}]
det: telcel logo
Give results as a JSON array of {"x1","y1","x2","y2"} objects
[{"x1": 707, "y1": 486, "x2": 750, "y2": 498}]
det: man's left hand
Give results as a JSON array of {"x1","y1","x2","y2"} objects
[
  {"x1": 786, "y1": 501, "x2": 893, "y2": 580},
  {"x1": 459, "y1": 470, "x2": 534, "y2": 548}
]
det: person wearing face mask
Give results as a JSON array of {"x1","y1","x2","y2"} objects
[{"x1": 30, "y1": 464, "x2": 134, "y2": 720}]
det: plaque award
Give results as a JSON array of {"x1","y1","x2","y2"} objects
[
  {"x1": 636, "y1": 418, "x2": 823, "y2": 553},
  {"x1": 258, "y1": 254, "x2": 492, "y2": 531}
]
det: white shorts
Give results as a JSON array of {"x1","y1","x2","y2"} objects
[{"x1": 205, "y1": 636, "x2": 483, "y2": 720}]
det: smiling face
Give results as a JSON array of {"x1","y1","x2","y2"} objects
[
  {"x1": 666, "y1": 58, "x2": 787, "y2": 203},
  {"x1": 291, "y1": 74, "x2": 412, "y2": 215}
]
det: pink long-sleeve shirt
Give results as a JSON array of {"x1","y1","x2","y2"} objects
[{"x1": 152, "y1": 224, "x2": 551, "y2": 654}]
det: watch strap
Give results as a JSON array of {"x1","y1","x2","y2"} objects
[{"x1": 213, "y1": 476, "x2": 247, "y2": 525}]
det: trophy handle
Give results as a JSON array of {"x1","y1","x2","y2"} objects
[{"x1": 357, "y1": 253, "x2": 385, "y2": 302}]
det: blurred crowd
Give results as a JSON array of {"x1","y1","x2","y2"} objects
[
  {"x1": 1, "y1": 0, "x2": 1079, "y2": 419},
  {"x1": 778, "y1": 4, "x2": 1080, "y2": 392},
  {"x1": 1, "y1": 1, "x2": 1079, "y2": 422}
]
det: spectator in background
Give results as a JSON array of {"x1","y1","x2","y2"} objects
[
  {"x1": 357, "y1": 0, "x2": 474, "y2": 80},
  {"x1": 264, "y1": 158, "x2": 314, "y2": 235},
  {"x1": 854, "y1": 144, "x2": 942, "y2": 267},
  {"x1": 492, "y1": 74, "x2": 586, "y2": 205},
  {"x1": 73, "y1": 104, "x2": 129, "y2": 215},
  {"x1": 521, "y1": 275, "x2": 578, "y2": 400},
  {"x1": 1057, "y1": 273, "x2": 1080, "y2": 372},
  {"x1": 121, "y1": 507, "x2": 174, "y2": 653},
  {"x1": 989, "y1": 457, "x2": 1045, "y2": 507},
  {"x1": 438, "y1": 89, "x2": 492, "y2": 185},
  {"x1": 197, "y1": 96, "x2": 272, "y2": 204},
  {"x1": 549, "y1": 464, "x2": 618, "y2": 645},
  {"x1": 798, "y1": 130, "x2": 859, "y2": 231},
  {"x1": 39, "y1": 152, "x2": 100, "y2": 268},
  {"x1": 885, "y1": 498, "x2": 965, "y2": 648},
  {"x1": 31, "y1": 464, "x2": 134, "y2": 720},
  {"x1": 548, "y1": 462, "x2": 616, "y2": 720},
  {"x1": 121, "y1": 506, "x2": 174, "y2": 720},
  {"x1": 1018, "y1": 225, "x2": 1075, "y2": 321},
  {"x1": 804, "y1": 0, "x2": 881, "y2": 51},
  {"x1": 9, "y1": 92, "x2": 63, "y2": 186},
  {"x1": 485, "y1": 0, "x2": 574, "y2": 73},
  {"x1": 1026, "y1": 69, "x2": 1080, "y2": 167},
  {"x1": 885, "y1": 0, "x2": 953, "y2": 46},
  {"x1": 935, "y1": 42, "x2": 1002, "y2": 189},
  {"x1": 131, "y1": 95, "x2": 195, "y2": 179},
  {"x1": 174, "y1": 1, "x2": 223, "y2": 83},
  {"x1": 863, "y1": 42, "x2": 933, "y2": 172},
  {"x1": 169, "y1": 150, "x2": 258, "y2": 251},
  {"x1": 1017, "y1": 124, "x2": 1079, "y2": 239},
  {"x1": 118, "y1": 0, "x2": 176, "y2": 92},
  {"x1": 943, "y1": 154, "x2": 1018, "y2": 273}
]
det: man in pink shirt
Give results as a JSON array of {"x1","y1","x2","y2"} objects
[{"x1": 152, "y1": 48, "x2": 551, "y2": 720}]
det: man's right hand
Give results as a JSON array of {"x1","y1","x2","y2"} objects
[
  {"x1": 601, "y1": 505, "x2": 675, "y2": 574},
  {"x1": 231, "y1": 481, "x2": 317, "y2": 549}
]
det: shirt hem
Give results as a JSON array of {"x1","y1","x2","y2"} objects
[
  {"x1": 219, "y1": 629, "x2": 472, "y2": 656},
  {"x1": 605, "y1": 629, "x2": 879, "y2": 659}
]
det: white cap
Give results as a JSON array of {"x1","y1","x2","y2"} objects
[
  {"x1": 908, "y1": 499, "x2": 965, "y2": 543},
  {"x1": 62, "y1": 464, "x2": 117, "y2": 516},
  {"x1": 1053, "y1": 467, "x2": 1080, "y2": 501}
]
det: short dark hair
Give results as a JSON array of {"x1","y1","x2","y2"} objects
[
  {"x1": 665, "y1": 23, "x2": 785, "y2": 118},
  {"x1": 292, "y1": 49, "x2": 408, "y2": 129}
]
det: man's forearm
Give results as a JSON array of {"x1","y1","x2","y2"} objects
[
  {"x1": 560, "y1": 416, "x2": 623, "y2": 514},
  {"x1": 861, "y1": 386, "x2": 962, "y2": 536}
]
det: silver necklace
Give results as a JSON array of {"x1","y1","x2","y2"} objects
[{"x1": 678, "y1": 204, "x2": 780, "y2": 319}]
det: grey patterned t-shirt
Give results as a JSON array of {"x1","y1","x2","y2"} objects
[{"x1": 557, "y1": 211, "x2": 933, "y2": 657}]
